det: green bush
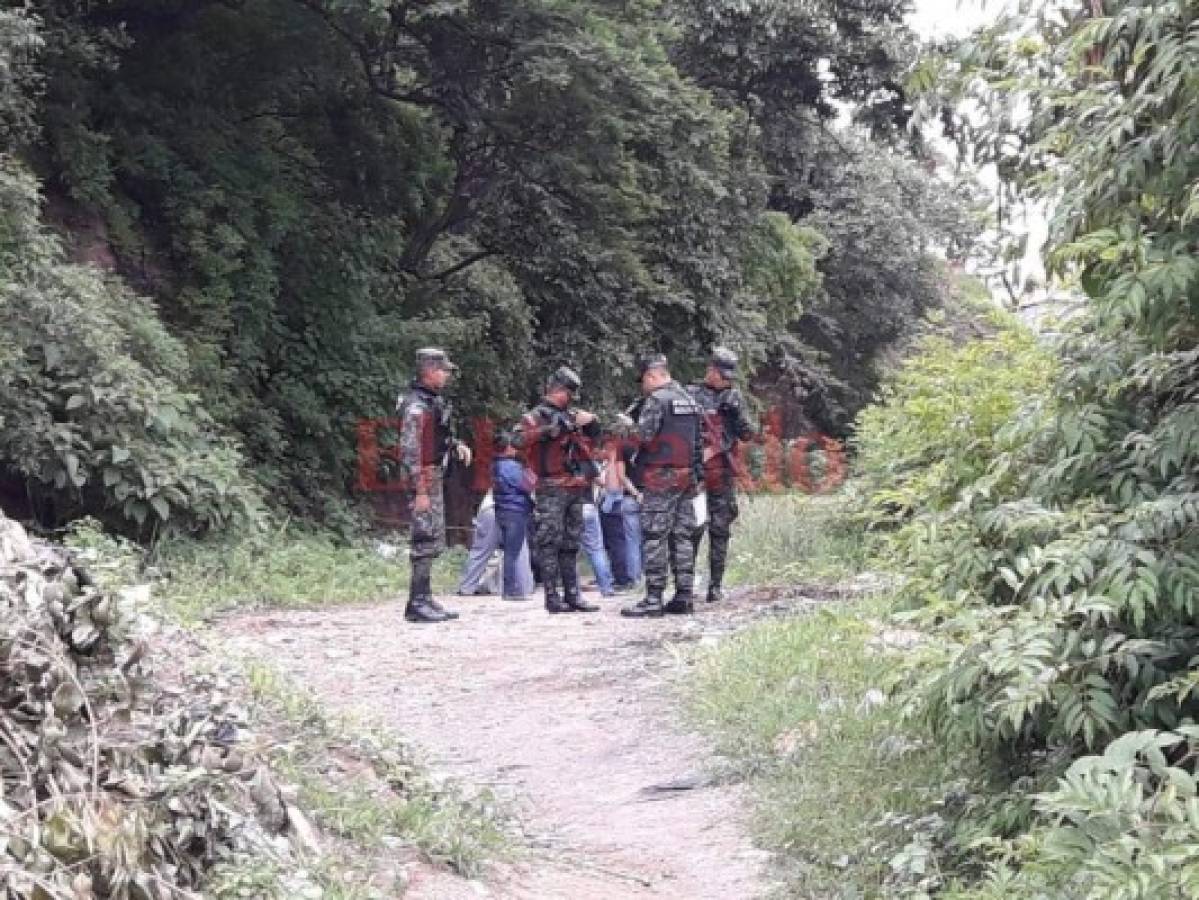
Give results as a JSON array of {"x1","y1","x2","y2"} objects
[
  {"x1": 902, "y1": 0, "x2": 1199, "y2": 752},
  {"x1": 854, "y1": 308, "x2": 1055, "y2": 525},
  {"x1": 0, "y1": 157, "x2": 263, "y2": 535},
  {"x1": 863, "y1": 0, "x2": 1199, "y2": 891},
  {"x1": 944, "y1": 729, "x2": 1199, "y2": 900}
]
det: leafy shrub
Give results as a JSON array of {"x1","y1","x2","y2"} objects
[
  {"x1": 0, "y1": 157, "x2": 263, "y2": 535},
  {"x1": 855, "y1": 308, "x2": 1055, "y2": 524},
  {"x1": 945, "y1": 729, "x2": 1199, "y2": 899},
  {"x1": 0, "y1": 9, "x2": 41, "y2": 148},
  {"x1": 863, "y1": 0, "x2": 1199, "y2": 890},
  {"x1": 902, "y1": 0, "x2": 1199, "y2": 751}
]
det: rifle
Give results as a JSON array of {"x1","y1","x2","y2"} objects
[{"x1": 543, "y1": 406, "x2": 600, "y2": 480}]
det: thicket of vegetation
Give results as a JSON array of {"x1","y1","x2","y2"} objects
[
  {"x1": 1, "y1": 0, "x2": 977, "y2": 531},
  {"x1": 850, "y1": 1, "x2": 1199, "y2": 895},
  {"x1": 698, "y1": 3, "x2": 1199, "y2": 896},
  {"x1": 13, "y1": 0, "x2": 1199, "y2": 893},
  {"x1": 0, "y1": 13, "x2": 263, "y2": 538}
]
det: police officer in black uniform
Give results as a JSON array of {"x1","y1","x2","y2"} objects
[
  {"x1": 689, "y1": 347, "x2": 756, "y2": 603},
  {"x1": 621, "y1": 354, "x2": 703, "y2": 618},
  {"x1": 519, "y1": 367, "x2": 602, "y2": 615}
]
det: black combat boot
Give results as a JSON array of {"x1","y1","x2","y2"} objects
[
  {"x1": 545, "y1": 592, "x2": 572, "y2": 614},
  {"x1": 416, "y1": 556, "x2": 459, "y2": 619},
  {"x1": 428, "y1": 597, "x2": 459, "y2": 620},
  {"x1": 560, "y1": 552, "x2": 598, "y2": 613},
  {"x1": 405, "y1": 558, "x2": 450, "y2": 623},
  {"x1": 706, "y1": 562, "x2": 726, "y2": 604},
  {"x1": 405, "y1": 597, "x2": 448, "y2": 623},
  {"x1": 621, "y1": 595, "x2": 665, "y2": 618},
  {"x1": 664, "y1": 592, "x2": 696, "y2": 615},
  {"x1": 544, "y1": 576, "x2": 571, "y2": 614}
]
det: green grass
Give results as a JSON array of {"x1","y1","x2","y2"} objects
[
  {"x1": 722, "y1": 491, "x2": 871, "y2": 587},
  {"x1": 240, "y1": 660, "x2": 509, "y2": 891},
  {"x1": 149, "y1": 491, "x2": 864, "y2": 622},
  {"x1": 205, "y1": 658, "x2": 509, "y2": 898},
  {"x1": 689, "y1": 595, "x2": 964, "y2": 898},
  {"x1": 153, "y1": 527, "x2": 465, "y2": 622},
  {"x1": 687, "y1": 491, "x2": 973, "y2": 897}
]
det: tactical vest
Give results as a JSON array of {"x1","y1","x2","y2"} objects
[
  {"x1": 397, "y1": 383, "x2": 453, "y2": 468},
  {"x1": 689, "y1": 383, "x2": 738, "y2": 460},
  {"x1": 525, "y1": 402, "x2": 595, "y2": 482},
  {"x1": 630, "y1": 382, "x2": 700, "y2": 488}
]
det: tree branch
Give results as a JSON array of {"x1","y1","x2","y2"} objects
[
  {"x1": 427, "y1": 250, "x2": 495, "y2": 282},
  {"x1": 289, "y1": 0, "x2": 441, "y2": 108}
]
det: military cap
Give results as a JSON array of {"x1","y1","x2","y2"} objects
[
  {"x1": 415, "y1": 347, "x2": 458, "y2": 372},
  {"x1": 710, "y1": 346, "x2": 738, "y2": 377},
  {"x1": 548, "y1": 365, "x2": 582, "y2": 393},
  {"x1": 636, "y1": 353, "x2": 669, "y2": 379}
]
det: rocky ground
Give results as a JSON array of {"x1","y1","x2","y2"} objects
[{"x1": 219, "y1": 583, "x2": 856, "y2": 899}]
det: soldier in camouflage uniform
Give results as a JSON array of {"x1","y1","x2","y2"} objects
[
  {"x1": 621, "y1": 354, "x2": 703, "y2": 618},
  {"x1": 519, "y1": 367, "x2": 602, "y2": 615},
  {"x1": 689, "y1": 347, "x2": 756, "y2": 604},
  {"x1": 397, "y1": 348, "x2": 473, "y2": 624}
]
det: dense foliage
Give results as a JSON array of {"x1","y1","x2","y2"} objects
[
  {"x1": 857, "y1": 1, "x2": 1199, "y2": 894},
  {"x1": 0, "y1": 0, "x2": 976, "y2": 527},
  {"x1": 856, "y1": 302, "x2": 1055, "y2": 528},
  {"x1": 0, "y1": 12, "x2": 261, "y2": 536}
]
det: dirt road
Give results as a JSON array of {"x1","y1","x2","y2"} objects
[{"x1": 222, "y1": 588, "x2": 812, "y2": 899}]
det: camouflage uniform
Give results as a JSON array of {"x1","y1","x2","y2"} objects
[
  {"x1": 398, "y1": 383, "x2": 451, "y2": 562},
  {"x1": 397, "y1": 350, "x2": 464, "y2": 623},
  {"x1": 519, "y1": 370, "x2": 602, "y2": 613},
  {"x1": 531, "y1": 483, "x2": 585, "y2": 599},
  {"x1": 622, "y1": 368, "x2": 702, "y2": 616},
  {"x1": 689, "y1": 381, "x2": 755, "y2": 600}
]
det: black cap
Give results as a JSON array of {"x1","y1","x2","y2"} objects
[
  {"x1": 636, "y1": 353, "x2": 669, "y2": 379},
  {"x1": 710, "y1": 346, "x2": 738, "y2": 377},
  {"x1": 415, "y1": 347, "x2": 458, "y2": 373},
  {"x1": 548, "y1": 365, "x2": 582, "y2": 393}
]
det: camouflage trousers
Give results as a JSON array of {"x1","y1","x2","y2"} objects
[
  {"x1": 641, "y1": 478, "x2": 698, "y2": 598},
  {"x1": 407, "y1": 469, "x2": 447, "y2": 560},
  {"x1": 533, "y1": 482, "x2": 586, "y2": 599},
  {"x1": 696, "y1": 485, "x2": 739, "y2": 589},
  {"x1": 406, "y1": 470, "x2": 446, "y2": 603}
]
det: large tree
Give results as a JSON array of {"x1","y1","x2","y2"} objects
[
  {"x1": 667, "y1": 0, "x2": 983, "y2": 431},
  {"x1": 7, "y1": 0, "x2": 971, "y2": 524}
]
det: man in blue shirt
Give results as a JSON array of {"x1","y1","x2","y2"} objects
[{"x1": 491, "y1": 431, "x2": 537, "y2": 601}]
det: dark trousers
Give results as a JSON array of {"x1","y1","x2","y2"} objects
[
  {"x1": 533, "y1": 483, "x2": 586, "y2": 601},
  {"x1": 599, "y1": 506, "x2": 632, "y2": 584},
  {"x1": 496, "y1": 508, "x2": 531, "y2": 597},
  {"x1": 641, "y1": 481, "x2": 698, "y2": 598}
]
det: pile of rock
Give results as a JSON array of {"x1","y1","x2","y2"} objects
[{"x1": 0, "y1": 513, "x2": 298, "y2": 898}]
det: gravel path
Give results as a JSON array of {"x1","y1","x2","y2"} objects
[{"x1": 221, "y1": 587, "x2": 817, "y2": 898}]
